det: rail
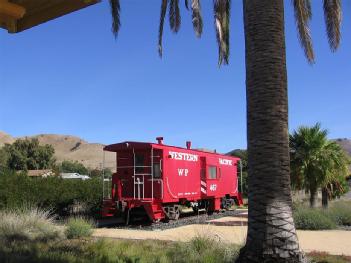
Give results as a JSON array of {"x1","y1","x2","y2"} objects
[
  {"x1": 132, "y1": 148, "x2": 162, "y2": 200},
  {"x1": 102, "y1": 148, "x2": 163, "y2": 201}
]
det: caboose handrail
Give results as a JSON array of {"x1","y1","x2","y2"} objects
[
  {"x1": 147, "y1": 178, "x2": 163, "y2": 199},
  {"x1": 151, "y1": 148, "x2": 154, "y2": 200},
  {"x1": 133, "y1": 149, "x2": 136, "y2": 199},
  {"x1": 239, "y1": 160, "x2": 243, "y2": 193},
  {"x1": 117, "y1": 166, "x2": 152, "y2": 169}
]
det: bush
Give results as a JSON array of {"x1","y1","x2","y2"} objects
[
  {"x1": 0, "y1": 236, "x2": 240, "y2": 263},
  {"x1": 326, "y1": 201, "x2": 351, "y2": 226},
  {"x1": 169, "y1": 235, "x2": 240, "y2": 263},
  {"x1": 65, "y1": 217, "x2": 94, "y2": 239},
  {"x1": 0, "y1": 172, "x2": 102, "y2": 216},
  {"x1": 308, "y1": 251, "x2": 351, "y2": 263},
  {"x1": 0, "y1": 207, "x2": 64, "y2": 242},
  {"x1": 293, "y1": 206, "x2": 336, "y2": 230}
]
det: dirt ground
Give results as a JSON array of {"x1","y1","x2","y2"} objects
[{"x1": 93, "y1": 213, "x2": 351, "y2": 256}]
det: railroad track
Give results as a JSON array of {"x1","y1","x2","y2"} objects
[{"x1": 97, "y1": 209, "x2": 247, "y2": 231}]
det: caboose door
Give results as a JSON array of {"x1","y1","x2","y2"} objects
[{"x1": 203, "y1": 157, "x2": 220, "y2": 197}]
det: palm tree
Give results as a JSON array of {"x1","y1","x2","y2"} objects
[
  {"x1": 108, "y1": 0, "x2": 342, "y2": 262},
  {"x1": 290, "y1": 123, "x2": 349, "y2": 208},
  {"x1": 319, "y1": 140, "x2": 350, "y2": 208}
]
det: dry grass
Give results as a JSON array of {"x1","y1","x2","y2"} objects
[
  {"x1": 308, "y1": 251, "x2": 351, "y2": 263},
  {"x1": 0, "y1": 207, "x2": 64, "y2": 242}
]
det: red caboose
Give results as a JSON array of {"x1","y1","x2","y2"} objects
[{"x1": 101, "y1": 137, "x2": 243, "y2": 223}]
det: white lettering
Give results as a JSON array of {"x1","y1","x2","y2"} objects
[
  {"x1": 169, "y1": 151, "x2": 198, "y2": 162},
  {"x1": 219, "y1": 158, "x2": 233, "y2": 166},
  {"x1": 178, "y1": 168, "x2": 189, "y2": 176},
  {"x1": 209, "y1": 184, "x2": 217, "y2": 191}
]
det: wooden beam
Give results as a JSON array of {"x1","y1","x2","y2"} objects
[
  {"x1": 0, "y1": 1, "x2": 25, "y2": 20},
  {"x1": 0, "y1": 13, "x2": 17, "y2": 32},
  {"x1": 14, "y1": 0, "x2": 100, "y2": 33}
]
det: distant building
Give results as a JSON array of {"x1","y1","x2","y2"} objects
[
  {"x1": 60, "y1": 173, "x2": 90, "y2": 180},
  {"x1": 27, "y1": 169, "x2": 54, "y2": 178}
]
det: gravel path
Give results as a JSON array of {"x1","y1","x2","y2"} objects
[{"x1": 93, "y1": 214, "x2": 351, "y2": 256}]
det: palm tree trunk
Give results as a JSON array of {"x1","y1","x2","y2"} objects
[
  {"x1": 309, "y1": 185, "x2": 318, "y2": 208},
  {"x1": 237, "y1": 1, "x2": 305, "y2": 262},
  {"x1": 322, "y1": 187, "x2": 328, "y2": 208}
]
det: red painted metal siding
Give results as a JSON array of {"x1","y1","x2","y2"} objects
[{"x1": 104, "y1": 141, "x2": 241, "y2": 215}]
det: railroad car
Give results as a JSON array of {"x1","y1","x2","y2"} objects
[{"x1": 101, "y1": 137, "x2": 243, "y2": 223}]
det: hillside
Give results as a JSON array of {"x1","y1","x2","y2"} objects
[
  {"x1": 0, "y1": 131, "x2": 15, "y2": 146},
  {"x1": 335, "y1": 138, "x2": 351, "y2": 156},
  {"x1": 0, "y1": 131, "x2": 116, "y2": 170}
]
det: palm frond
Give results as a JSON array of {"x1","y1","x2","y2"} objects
[
  {"x1": 169, "y1": 0, "x2": 181, "y2": 33},
  {"x1": 185, "y1": 0, "x2": 189, "y2": 10},
  {"x1": 158, "y1": 0, "x2": 168, "y2": 57},
  {"x1": 191, "y1": 0, "x2": 203, "y2": 38},
  {"x1": 323, "y1": 0, "x2": 342, "y2": 52},
  {"x1": 292, "y1": 0, "x2": 314, "y2": 63},
  {"x1": 109, "y1": 0, "x2": 120, "y2": 38},
  {"x1": 213, "y1": 0, "x2": 230, "y2": 66}
]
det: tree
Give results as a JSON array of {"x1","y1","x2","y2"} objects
[
  {"x1": 320, "y1": 141, "x2": 350, "y2": 208},
  {"x1": 89, "y1": 168, "x2": 112, "y2": 178},
  {"x1": 0, "y1": 147, "x2": 9, "y2": 169},
  {"x1": 229, "y1": 149, "x2": 248, "y2": 197},
  {"x1": 3, "y1": 138, "x2": 55, "y2": 170},
  {"x1": 59, "y1": 160, "x2": 89, "y2": 175},
  {"x1": 108, "y1": 0, "x2": 342, "y2": 261},
  {"x1": 290, "y1": 123, "x2": 350, "y2": 208}
]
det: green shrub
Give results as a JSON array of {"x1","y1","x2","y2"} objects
[
  {"x1": 293, "y1": 207, "x2": 336, "y2": 230},
  {"x1": 169, "y1": 235, "x2": 240, "y2": 263},
  {"x1": 0, "y1": 207, "x2": 63, "y2": 242},
  {"x1": 308, "y1": 251, "x2": 351, "y2": 263},
  {"x1": 326, "y1": 201, "x2": 351, "y2": 226},
  {"x1": 0, "y1": 172, "x2": 102, "y2": 216},
  {"x1": 0, "y1": 236, "x2": 240, "y2": 263},
  {"x1": 65, "y1": 217, "x2": 94, "y2": 239}
]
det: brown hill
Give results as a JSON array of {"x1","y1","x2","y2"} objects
[
  {"x1": 0, "y1": 131, "x2": 15, "y2": 146},
  {"x1": 0, "y1": 131, "x2": 116, "y2": 171},
  {"x1": 335, "y1": 138, "x2": 351, "y2": 156}
]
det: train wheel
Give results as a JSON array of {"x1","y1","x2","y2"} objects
[
  {"x1": 173, "y1": 207, "x2": 180, "y2": 220},
  {"x1": 221, "y1": 197, "x2": 235, "y2": 210},
  {"x1": 163, "y1": 205, "x2": 180, "y2": 220}
]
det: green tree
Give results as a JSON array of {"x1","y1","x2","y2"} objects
[
  {"x1": 228, "y1": 149, "x2": 248, "y2": 197},
  {"x1": 290, "y1": 123, "x2": 350, "y2": 208},
  {"x1": 89, "y1": 168, "x2": 112, "y2": 178},
  {"x1": 0, "y1": 147, "x2": 9, "y2": 169},
  {"x1": 108, "y1": 0, "x2": 343, "y2": 261},
  {"x1": 3, "y1": 138, "x2": 55, "y2": 170},
  {"x1": 59, "y1": 160, "x2": 89, "y2": 175}
]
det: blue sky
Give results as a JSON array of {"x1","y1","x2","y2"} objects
[{"x1": 0, "y1": 1, "x2": 350, "y2": 153}]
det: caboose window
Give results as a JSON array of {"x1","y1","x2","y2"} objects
[
  {"x1": 208, "y1": 166, "x2": 217, "y2": 179},
  {"x1": 153, "y1": 163, "x2": 161, "y2": 178},
  {"x1": 135, "y1": 154, "x2": 144, "y2": 173}
]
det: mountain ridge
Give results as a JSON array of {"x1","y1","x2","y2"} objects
[
  {"x1": 1, "y1": 131, "x2": 350, "y2": 171},
  {"x1": 0, "y1": 131, "x2": 115, "y2": 170}
]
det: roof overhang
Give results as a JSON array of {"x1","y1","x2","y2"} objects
[{"x1": 0, "y1": 0, "x2": 100, "y2": 33}]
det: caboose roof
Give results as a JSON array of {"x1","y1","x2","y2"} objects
[
  {"x1": 104, "y1": 142, "x2": 153, "y2": 152},
  {"x1": 104, "y1": 141, "x2": 240, "y2": 160}
]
